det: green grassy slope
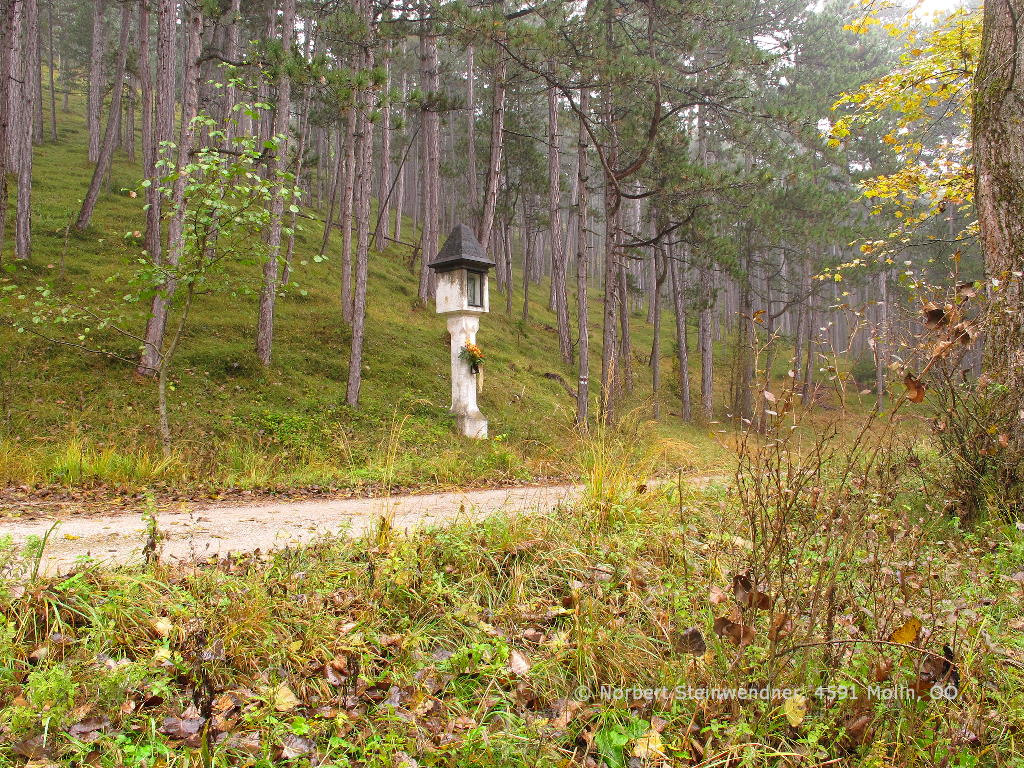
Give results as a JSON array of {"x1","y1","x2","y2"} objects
[{"x1": 0, "y1": 106, "x2": 748, "y2": 496}]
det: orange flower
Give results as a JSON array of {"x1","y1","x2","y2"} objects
[{"x1": 459, "y1": 343, "x2": 485, "y2": 367}]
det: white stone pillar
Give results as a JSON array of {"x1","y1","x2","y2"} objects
[{"x1": 447, "y1": 313, "x2": 487, "y2": 438}]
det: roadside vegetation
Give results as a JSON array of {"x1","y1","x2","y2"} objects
[{"x1": 2, "y1": 410, "x2": 1022, "y2": 767}]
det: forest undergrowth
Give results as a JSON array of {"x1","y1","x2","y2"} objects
[{"x1": 1, "y1": 400, "x2": 1021, "y2": 767}]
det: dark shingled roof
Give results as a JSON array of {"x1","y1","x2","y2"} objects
[{"x1": 429, "y1": 224, "x2": 495, "y2": 272}]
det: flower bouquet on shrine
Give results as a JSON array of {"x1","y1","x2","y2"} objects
[
  {"x1": 459, "y1": 342, "x2": 485, "y2": 374},
  {"x1": 460, "y1": 343, "x2": 486, "y2": 393}
]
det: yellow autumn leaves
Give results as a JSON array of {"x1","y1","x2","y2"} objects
[
  {"x1": 829, "y1": 6, "x2": 980, "y2": 258},
  {"x1": 890, "y1": 617, "x2": 923, "y2": 645}
]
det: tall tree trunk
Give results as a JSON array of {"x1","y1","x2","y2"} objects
[
  {"x1": 222, "y1": 0, "x2": 241, "y2": 142},
  {"x1": 599, "y1": 121, "x2": 622, "y2": 422},
  {"x1": 14, "y1": 0, "x2": 36, "y2": 260},
  {"x1": 646, "y1": 254, "x2": 657, "y2": 323},
  {"x1": 375, "y1": 42, "x2": 392, "y2": 251},
  {"x1": 46, "y1": 0, "x2": 55, "y2": 141},
  {"x1": 792, "y1": 271, "x2": 805, "y2": 385},
  {"x1": 618, "y1": 260, "x2": 633, "y2": 393},
  {"x1": 669, "y1": 242, "x2": 692, "y2": 421},
  {"x1": 29, "y1": 0, "x2": 40, "y2": 144},
  {"x1": 123, "y1": 77, "x2": 135, "y2": 160},
  {"x1": 600, "y1": 203, "x2": 621, "y2": 423},
  {"x1": 284, "y1": 54, "x2": 311, "y2": 284},
  {"x1": 112, "y1": 87, "x2": 120, "y2": 154},
  {"x1": 598, "y1": 0, "x2": 623, "y2": 423},
  {"x1": 87, "y1": 0, "x2": 106, "y2": 164},
  {"x1": 732, "y1": 247, "x2": 754, "y2": 422},
  {"x1": 548, "y1": 83, "x2": 571, "y2": 364},
  {"x1": 392, "y1": 62, "x2": 407, "y2": 243},
  {"x1": 417, "y1": 12, "x2": 440, "y2": 301},
  {"x1": 340, "y1": 105, "x2": 356, "y2": 319},
  {"x1": 698, "y1": 265, "x2": 714, "y2": 422},
  {"x1": 138, "y1": 0, "x2": 153, "y2": 177},
  {"x1": 575, "y1": 88, "x2": 591, "y2": 426},
  {"x1": 137, "y1": 0, "x2": 175, "y2": 375},
  {"x1": 346, "y1": 1, "x2": 375, "y2": 406},
  {"x1": 972, "y1": 0, "x2": 1024, "y2": 495},
  {"x1": 255, "y1": 8, "x2": 274, "y2": 149},
  {"x1": 318, "y1": 126, "x2": 342, "y2": 256},
  {"x1": 164, "y1": 3, "x2": 201, "y2": 275},
  {"x1": 138, "y1": 0, "x2": 196, "y2": 376},
  {"x1": 256, "y1": 0, "x2": 295, "y2": 367},
  {"x1": 522, "y1": 204, "x2": 532, "y2": 319},
  {"x1": 6, "y1": 0, "x2": 23, "y2": 177},
  {"x1": 465, "y1": 45, "x2": 479, "y2": 222},
  {"x1": 874, "y1": 267, "x2": 888, "y2": 407},
  {"x1": 801, "y1": 282, "x2": 816, "y2": 406},
  {"x1": 0, "y1": 0, "x2": 15, "y2": 260},
  {"x1": 313, "y1": 126, "x2": 326, "y2": 205},
  {"x1": 650, "y1": 247, "x2": 663, "y2": 419},
  {"x1": 410, "y1": 150, "x2": 420, "y2": 232},
  {"x1": 477, "y1": 44, "x2": 506, "y2": 252},
  {"x1": 758, "y1": 255, "x2": 778, "y2": 432},
  {"x1": 196, "y1": 11, "x2": 220, "y2": 140},
  {"x1": 503, "y1": 222, "x2": 513, "y2": 314},
  {"x1": 75, "y1": 1, "x2": 132, "y2": 231}
]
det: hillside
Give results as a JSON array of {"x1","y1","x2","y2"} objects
[{"x1": 0, "y1": 108, "x2": 738, "y2": 502}]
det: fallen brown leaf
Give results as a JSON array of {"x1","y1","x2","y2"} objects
[
  {"x1": 279, "y1": 733, "x2": 316, "y2": 759},
  {"x1": 324, "y1": 655, "x2": 350, "y2": 686},
  {"x1": 732, "y1": 572, "x2": 773, "y2": 610},
  {"x1": 870, "y1": 657, "x2": 894, "y2": 682},
  {"x1": 159, "y1": 716, "x2": 205, "y2": 740},
  {"x1": 956, "y1": 282, "x2": 977, "y2": 300},
  {"x1": 551, "y1": 698, "x2": 582, "y2": 729},
  {"x1": 713, "y1": 616, "x2": 755, "y2": 646},
  {"x1": 631, "y1": 728, "x2": 665, "y2": 759},
  {"x1": 270, "y1": 683, "x2": 301, "y2": 712},
  {"x1": 522, "y1": 627, "x2": 545, "y2": 644},
  {"x1": 150, "y1": 616, "x2": 173, "y2": 638},
  {"x1": 12, "y1": 735, "x2": 54, "y2": 759},
  {"x1": 223, "y1": 731, "x2": 261, "y2": 756},
  {"x1": 68, "y1": 717, "x2": 110, "y2": 743},
  {"x1": 920, "y1": 644, "x2": 959, "y2": 689},
  {"x1": 675, "y1": 627, "x2": 707, "y2": 655},
  {"x1": 783, "y1": 693, "x2": 807, "y2": 726},
  {"x1": 843, "y1": 714, "x2": 873, "y2": 745},
  {"x1": 508, "y1": 649, "x2": 531, "y2": 676}
]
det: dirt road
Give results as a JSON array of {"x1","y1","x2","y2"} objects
[{"x1": 0, "y1": 484, "x2": 581, "y2": 575}]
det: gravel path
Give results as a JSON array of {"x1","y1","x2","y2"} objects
[{"x1": 0, "y1": 484, "x2": 581, "y2": 575}]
